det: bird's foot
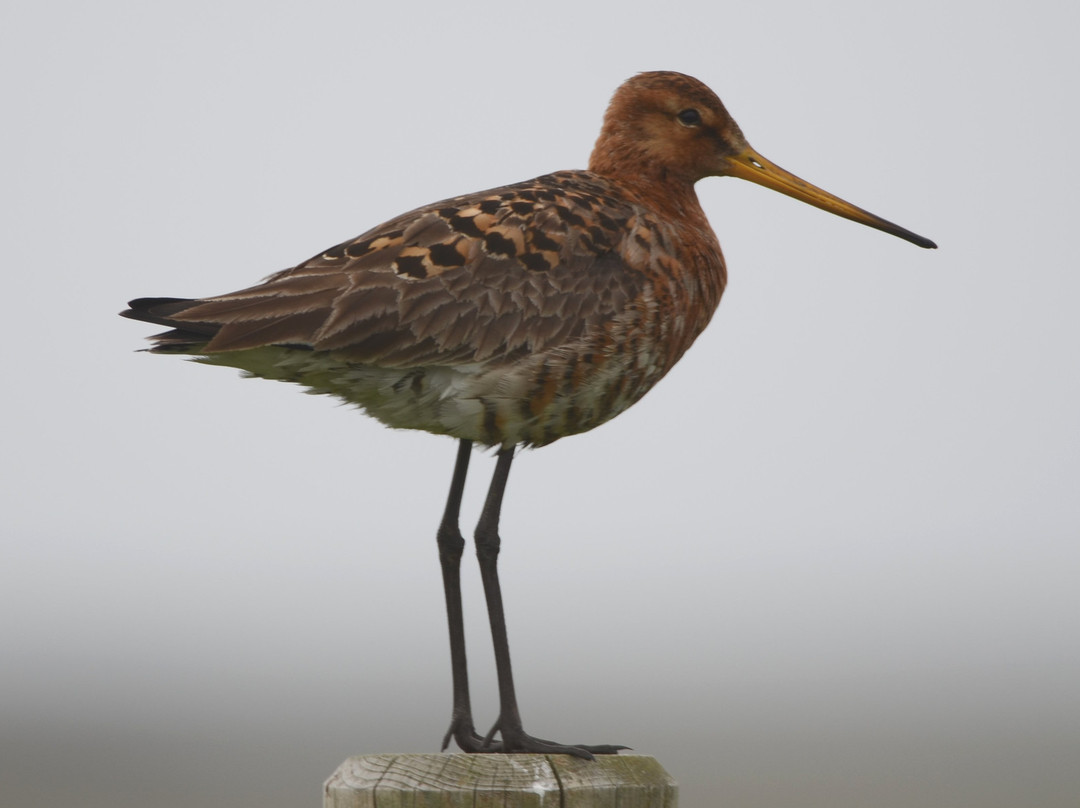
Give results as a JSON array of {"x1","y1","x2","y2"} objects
[
  {"x1": 441, "y1": 716, "x2": 504, "y2": 753},
  {"x1": 484, "y1": 719, "x2": 628, "y2": 760}
]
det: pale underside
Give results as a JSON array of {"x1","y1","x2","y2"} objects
[{"x1": 196, "y1": 335, "x2": 655, "y2": 449}]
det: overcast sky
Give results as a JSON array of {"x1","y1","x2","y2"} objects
[{"x1": 3, "y1": 2, "x2": 1078, "y2": 807}]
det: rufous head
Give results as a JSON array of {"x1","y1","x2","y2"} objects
[{"x1": 590, "y1": 71, "x2": 936, "y2": 248}]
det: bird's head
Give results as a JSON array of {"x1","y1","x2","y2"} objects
[{"x1": 590, "y1": 71, "x2": 936, "y2": 249}]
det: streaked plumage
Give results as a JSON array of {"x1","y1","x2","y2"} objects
[
  {"x1": 122, "y1": 71, "x2": 935, "y2": 757},
  {"x1": 130, "y1": 168, "x2": 723, "y2": 447}
]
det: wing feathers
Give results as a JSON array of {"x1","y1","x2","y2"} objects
[{"x1": 142, "y1": 171, "x2": 652, "y2": 368}]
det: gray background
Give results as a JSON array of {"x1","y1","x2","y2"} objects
[{"x1": 3, "y1": 1, "x2": 1078, "y2": 806}]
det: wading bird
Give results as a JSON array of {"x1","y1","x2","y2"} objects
[{"x1": 122, "y1": 71, "x2": 935, "y2": 759}]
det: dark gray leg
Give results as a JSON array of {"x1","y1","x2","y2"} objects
[
  {"x1": 474, "y1": 446, "x2": 626, "y2": 759},
  {"x1": 438, "y1": 440, "x2": 498, "y2": 752}
]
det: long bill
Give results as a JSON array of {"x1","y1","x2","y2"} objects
[{"x1": 725, "y1": 145, "x2": 937, "y2": 249}]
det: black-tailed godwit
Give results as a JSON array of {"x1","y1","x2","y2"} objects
[{"x1": 122, "y1": 71, "x2": 935, "y2": 758}]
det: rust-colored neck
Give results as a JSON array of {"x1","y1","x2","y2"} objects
[
  {"x1": 589, "y1": 121, "x2": 702, "y2": 187},
  {"x1": 588, "y1": 104, "x2": 711, "y2": 229}
]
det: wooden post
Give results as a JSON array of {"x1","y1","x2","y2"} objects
[{"x1": 324, "y1": 753, "x2": 677, "y2": 808}]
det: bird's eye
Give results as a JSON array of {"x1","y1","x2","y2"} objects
[{"x1": 676, "y1": 108, "x2": 702, "y2": 127}]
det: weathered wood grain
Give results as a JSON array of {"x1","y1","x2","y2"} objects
[{"x1": 324, "y1": 754, "x2": 677, "y2": 808}]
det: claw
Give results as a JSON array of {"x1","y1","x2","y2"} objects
[{"x1": 484, "y1": 716, "x2": 626, "y2": 759}]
